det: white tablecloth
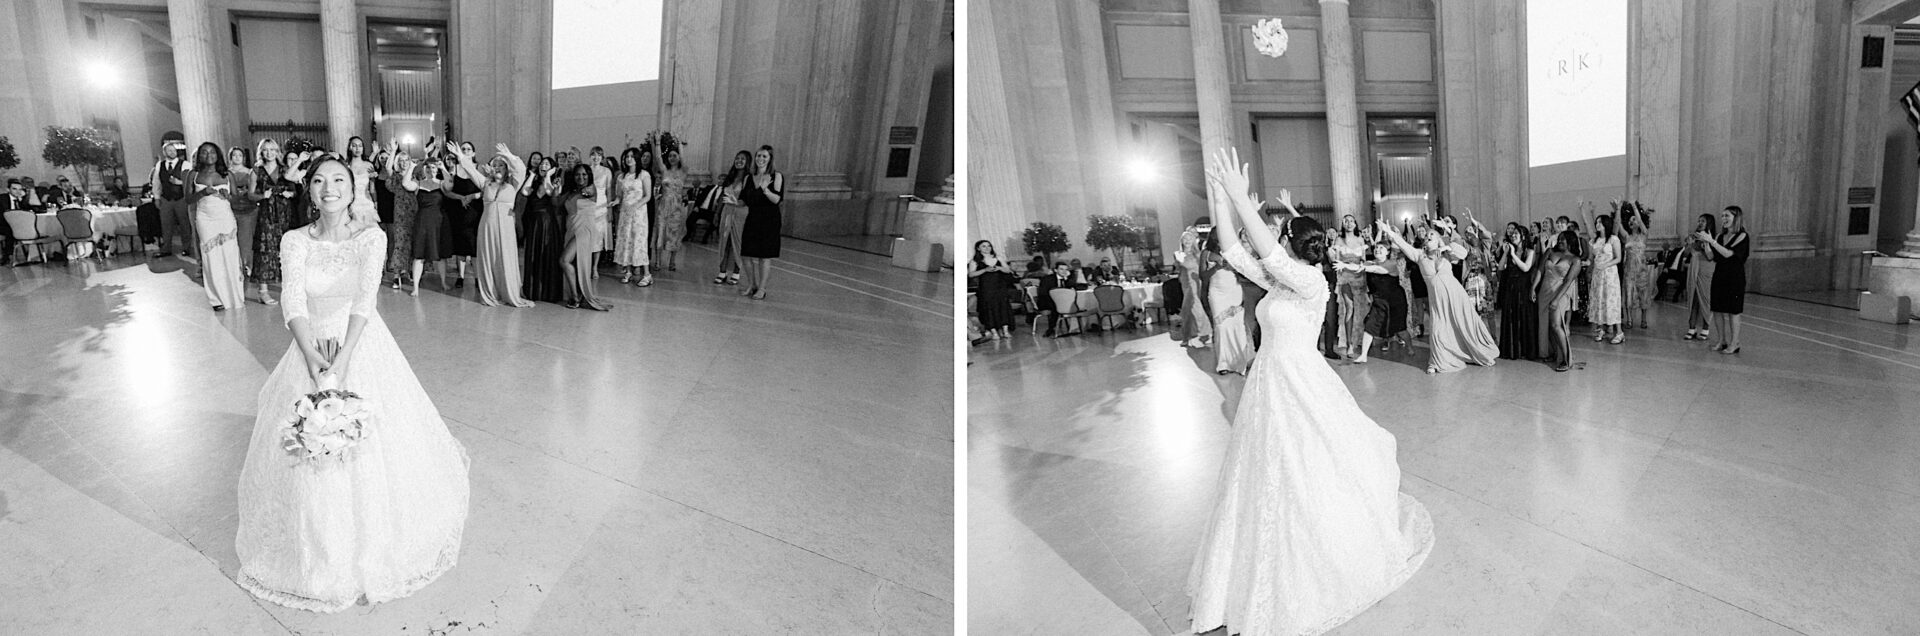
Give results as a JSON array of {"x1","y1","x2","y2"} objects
[
  {"x1": 1074, "y1": 283, "x2": 1162, "y2": 311},
  {"x1": 32, "y1": 207, "x2": 139, "y2": 256}
]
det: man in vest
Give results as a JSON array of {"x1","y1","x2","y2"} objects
[{"x1": 148, "y1": 131, "x2": 194, "y2": 258}]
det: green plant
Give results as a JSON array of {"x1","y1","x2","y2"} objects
[
  {"x1": 1085, "y1": 214, "x2": 1143, "y2": 270},
  {"x1": 1021, "y1": 222, "x2": 1071, "y2": 264},
  {"x1": 0, "y1": 136, "x2": 19, "y2": 172},
  {"x1": 41, "y1": 126, "x2": 118, "y2": 192}
]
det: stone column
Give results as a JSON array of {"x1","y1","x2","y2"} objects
[
  {"x1": 1319, "y1": 0, "x2": 1365, "y2": 221},
  {"x1": 966, "y1": 0, "x2": 1029, "y2": 248},
  {"x1": 659, "y1": 0, "x2": 722, "y2": 178},
  {"x1": 165, "y1": 0, "x2": 227, "y2": 146},
  {"x1": 1187, "y1": 0, "x2": 1235, "y2": 166},
  {"x1": 791, "y1": 0, "x2": 862, "y2": 199},
  {"x1": 320, "y1": 0, "x2": 364, "y2": 151}
]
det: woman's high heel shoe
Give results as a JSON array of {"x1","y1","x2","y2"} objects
[
  {"x1": 1609, "y1": 333, "x2": 1624, "y2": 345},
  {"x1": 714, "y1": 274, "x2": 728, "y2": 284},
  {"x1": 1719, "y1": 345, "x2": 1740, "y2": 355}
]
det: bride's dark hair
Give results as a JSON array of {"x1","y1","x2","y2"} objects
[{"x1": 1282, "y1": 216, "x2": 1328, "y2": 265}]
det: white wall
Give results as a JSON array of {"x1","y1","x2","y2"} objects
[
  {"x1": 1528, "y1": 155, "x2": 1627, "y2": 222},
  {"x1": 550, "y1": 80, "x2": 659, "y2": 154}
]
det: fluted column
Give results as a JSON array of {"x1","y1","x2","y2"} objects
[
  {"x1": 320, "y1": 0, "x2": 364, "y2": 151},
  {"x1": 165, "y1": 0, "x2": 226, "y2": 146},
  {"x1": 1188, "y1": 0, "x2": 1234, "y2": 172},
  {"x1": 967, "y1": 0, "x2": 1028, "y2": 248},
  {"x1": 1319, "y1": 0, "x2": 1365, "y2": 221},
  {"x1": 791, "y1": 0, "x2": 860, "y2": 198}
]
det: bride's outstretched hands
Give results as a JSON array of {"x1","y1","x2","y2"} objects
[{"x1": 1205, "y1": 147, "x2": 1259, "y2": 211}]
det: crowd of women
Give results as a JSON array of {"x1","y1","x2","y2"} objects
[
  {"x1": 147, "y1": 133, "x2": 791, "y2": 312},
  {"x1": 1190, "y1": 199, "x2": 1753, "y2": 373}
]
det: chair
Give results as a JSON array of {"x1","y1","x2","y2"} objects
[
  {"x1": 1024, "y1": 284, "x2": 1048, "y2": 334},
  {"x1": 4, "y1": 210, "x2": 59, "y2": 264},
  {"x1": 685, "y1": 185, "x2": 718, "y2": 243},
  {"x1": 111, "y1": 213, "x2": 143, "y2": 255},
  {"x1": 1047, "y1": 288, "x2": 1093, "y2": 334},
  {"x1": 1092, "y1": 284, "x2": 1130, "y2": 330},
  {"x1": 56, "y1": 207, "x2": 99, "y2": 259}
]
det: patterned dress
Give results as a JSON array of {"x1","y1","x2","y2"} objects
[
  {"x1": 1622, "y1": 232, "x2": 1648, "y2": 311},
  {"x1": 252, "y1": 165, "x2": 298, "y2": 284},
  {"x1": 652, "y1": 168, "x2": 690, "y2": 257},
  {"x1": 613, "y1": 171, "x2": 652, "y2": 267},
  {"x1": 384, "y1": 170, "x2": 419, "y2": 279}
]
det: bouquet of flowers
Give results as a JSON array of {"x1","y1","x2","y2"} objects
[
  {"x1": 1252, "y1": 18, "x2": 1289, "y2": 58},
  {"x1": 281, "y1": 338, "x2": 373, "y2": 464}
]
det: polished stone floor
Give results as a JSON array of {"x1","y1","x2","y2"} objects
[
  {"x1": 0, "y1": 241, "x2": 953, "y2": 634},
  {"x1": 969, "y1": 298, "x2": 1920, "y2": 635}
]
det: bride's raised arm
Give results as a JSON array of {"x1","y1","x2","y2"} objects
[{"x1": 1205, "y1": 147, "x2": 1281, "y2": 259}]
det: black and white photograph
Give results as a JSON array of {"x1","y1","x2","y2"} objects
[
  {"x1": 967, "y1": 0, "x2": 1920, "y2": 634},
  {"x1": 0, "y1": 0, "x2": 954, "y2": 632}
]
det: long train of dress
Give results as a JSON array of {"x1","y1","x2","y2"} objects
[
  {"x1": 1189, "y1": 244, "x2": 1434, "y2": 636},
  {"x1": 1417, "y1": 247, "x2": 1499, "y2": 373},
  {"x1": 235, "y1": 227, "x2": 470, "y2": 612}
]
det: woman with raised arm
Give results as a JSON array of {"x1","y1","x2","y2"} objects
[
  {"x1": 1188, "y1": 148, "x2": 1432, "y2": 636},
  {"x1": 457, "y1": 143, "x2": 534, "y2": 307},
  {"x1": 235, "y1": 156, "x2": 470, "y2": 613},
  {"x1": 409, "y1": 150, "x2": 453, "y2": 295},
  {"x1": 1377, "y1": 215, "x2": 1500, "y2": 374},
  {"x1": 1620, "y1": 203, "x2": 1651, "y2": 330},
  {"x1": 382, "y1": 142, "x2": 421, "y2": 291},
  {"x1": 1329, "y1": 214, "x2": 1370, "y2": 358},
  {"x1": 1334, "y1": 242, "x2": 1412, "y2": 364}
]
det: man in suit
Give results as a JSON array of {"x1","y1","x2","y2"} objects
[
  {"x1": 1090, "y1": 257, "x2": 1120, "y2": 284},
  {"x1": 1037, "y1": 261, "x2": 1079, "y2": 337},
  {"x1": 44, "y1": 176, "x2": 82, "y2": 208},
  {"x1": 2, "y1": 178, "x2": 44, "y2": 265},
  {"x1": 148, "y1": 132, "x2": 193, "y2": 258}
]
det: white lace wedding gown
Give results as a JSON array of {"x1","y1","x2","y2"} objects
[
  {"x1": 235, "y1": 226, "x2": 471, "y2": 613},
  {"x1": 1188, "y1": 244, "x2": 1434, "y2": 636}
]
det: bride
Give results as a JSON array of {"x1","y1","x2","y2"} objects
[
  {"x1": 235, "y1": 155, "x2": 471, "y2": 612},
  {"x1": 1187, "y1": 148, "x2": 1433, "y2": 636}
]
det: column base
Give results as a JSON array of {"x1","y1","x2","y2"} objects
[
  {"x1": 786, "y1": 172, "x2": 854, "y2": 200},
  {"x1": 1898, "y1": 230, "x2": 1920, "y2": 258}
]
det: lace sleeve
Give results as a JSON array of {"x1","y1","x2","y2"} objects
[
  {"x1": 351, "y1": 228, "x2": 387, "y2": 320},
  {"x1": 1220, "y1": 243, "x2": 1272, "y2": 292},
  {"x1": 280, "y1": 231, "x2": 309, "y2": 328}
]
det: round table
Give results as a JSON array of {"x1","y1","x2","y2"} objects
[
  {"x1": 1074, "y1": 282, "x2": 1162, "y2": 311},
  {"x1": 34, "y1": 206, "x2": 139, "y2": 256}
]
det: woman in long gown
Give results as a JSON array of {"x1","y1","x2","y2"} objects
[
  {"x1": 739, "y1": 145, "x2": 784, "y2": 300},
  {"x1": 704, "y1": 151, "x2": 752, "y2": 286},
  {"x1": 1589, "y1": 215, "x2": 1624, "y2": 344},
  {"x1": 187, "y1": 142, "x2": 244, "y2": 311},
  {"x1": 1203, "y1": 236, "x2": 1254, "y2": 374},
  {"x1": 253, "y1": 139, "x2": 298, "y2": 306},
  {"x1": 653, "y1": 147, "x2": 692, "y2": 274},
  {"x1": 1379, "y1": 222, "x2": 1499, "y2": 374},
  {"x1": 228, "y1": 147, "x2": 258, "y2": 283},
  {"x1": 558, "y1": 164, "x2": 610, "y2": 311},
  {"x1": 613, "y1": 146, "x2": 654, "y2": 286},
  {"x1": 1329, "y1": 216, "x2": 1369, "y2": 358},
  {"x1": 968, "y1": 240, "x2": 1019, "y2": 340},
  {"x1": 444, "y1": 142, "x2": 483, "y2": 288},
  {"x1": 1700, "y1": 206, "x2": 1749, "y2": 354},
  {"x1": 235, "y1": 157, "x2": 469, "y2": 613},
  {"x1": 1680, "y1": 213, "x2": 1719, "y2": 342},
  {"x1": 1496, "y1": 223, "x2": 1537, "y2": 360},
  {"x1": 521, "y1": 157, "x2": 567, "y2": 303},
  {"x1": 1189, "y1": 149, "x2": 1432, "y2": 636},
  {"x1": 1619, "y1": 205, "x2": 1650, "y2": 330},
  {"x1": 452, "y1": 143, "x2": 534, "y2": 308},
  {"x1": 382, "y1": 148, "x2": 420, "y2": 291}
]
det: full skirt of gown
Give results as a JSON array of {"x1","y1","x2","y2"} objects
[
  {"x1": 236, "y1": 228, "x2": 470, "y2": 613},
  {"x1": 194, "y1": 196, "x2": 245, "y2": 308},
  {"x1": 476, "y1": 194, "x2": 534, "y2": 307},
  {"x1": 1419, "y1": 255, "x2": 1499, "y2": 373},
  {"x1": 521, "y1": 196, "x2": 567, "y2": 303},
  {"x1": 1190, "y1": 245, "x2": 1434, "y2": 636}
]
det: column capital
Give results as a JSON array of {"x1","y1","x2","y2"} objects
[{"x1": 1319, "y1": 0, "x2": 1351, "y2": 5}]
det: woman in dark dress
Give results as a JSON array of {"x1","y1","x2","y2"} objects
[
  {"x1": 410, "y1": 153, "x2": 453, "y2": 294},
  {"x1": 1496, "y1": 222, "x2": 1537, "y2": 360},
  {"x1": 1337, "y1": 242, "x2": 1410, "y2": 364},
  {"x1": 1699, "y1": 205, "x2": 1749, "y2": 354},
  {"x1": 251, "y1": 138, "x2": 297, "y2": 306},
  {"x1": 444, "y1": 141, "x2": 484, "y2": 287},
  {"x1": 558, "y1": 164, "x2": 610, "y2": 311},
  {"x1": 739, "y1": 145, "x2": 785, "y2": 300},
  {"x1": 969, "y1": 240, "x2": 1018, "y2": 339},
  {"x1": 514, "y1": 151, "x2": 545, "y2": 248},
  {"x1": 521, "y1": 156, "x2": 567, "y2": 303}
]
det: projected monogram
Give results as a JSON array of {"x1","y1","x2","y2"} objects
[{"x1": 1545, "y1": 33, "x2": 1603, "y2": 95}]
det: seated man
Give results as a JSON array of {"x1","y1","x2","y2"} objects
[
  {"x1": 1089, "y1": 257, "x2": 1120, "y2": 284},
  {"x1": 2, "y1": 179, "x2": 46, "y2": 265},
  {"x1": 1037, "y1": 261, "x2": 1079, "y2": 337},
  {"x1": 44, "y1": 176, "x2": 82, "y2": 207}
]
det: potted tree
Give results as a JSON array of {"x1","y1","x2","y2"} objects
[
  {"x1": 41, "y1": 126, "x2": 118, "y2": 195},
  {"x1": 1021, "y1": 221, "x2": 1070, "y2": 265},
  {"x1": 0, "y1": 136, "x2": 19, "y2": 175},
  {"x1": 1085, "y1": 214, "x2": 1143, "y2": 272}
]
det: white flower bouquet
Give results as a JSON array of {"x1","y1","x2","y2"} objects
[
  {"x1": 1252, "y1": 18, "x2": 1289, "y2": 58},
  {"x1": 282, "y1": 339, "x2": 373, "y2": 464}
]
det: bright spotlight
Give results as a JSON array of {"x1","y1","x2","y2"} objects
[
  {"x1": 402, "y1": 134, "x2": 416, "y2": 147},
  {"x1": 1126, "y1": 158, "x2": 1156, "y2": 181},
  {"x1": 85, "y1": 62, "x2": 118, "y2": 89}
]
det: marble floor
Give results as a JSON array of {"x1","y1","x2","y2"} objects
[
  {"x1": 0, "y1": 240, "x2": 954, "y2": 634},
  {"x1": 969, "y1": 298, "x2": 1920, "y2": 635}
]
